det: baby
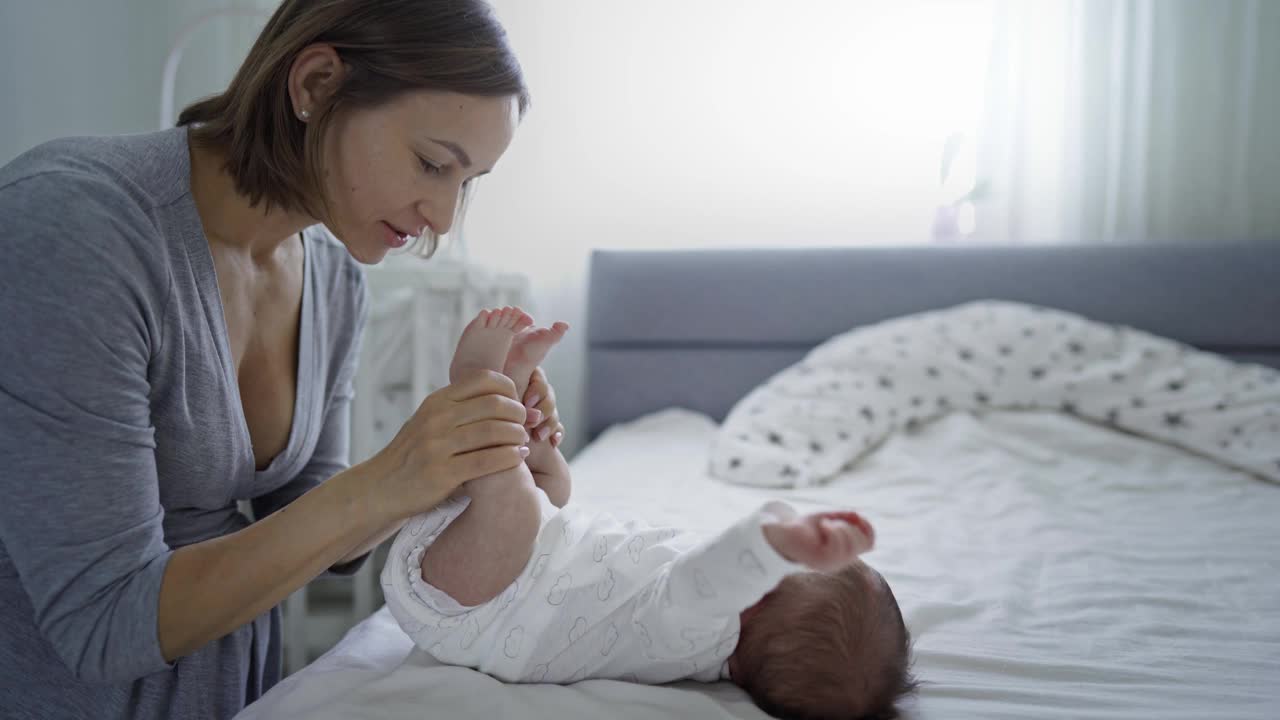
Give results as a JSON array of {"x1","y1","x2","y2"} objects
[{"x1": 381, "y1": 307, "x2": 917, "y2": 720}]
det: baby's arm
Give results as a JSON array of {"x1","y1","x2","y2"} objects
[
  {"x1": 631, "y1": 503, "x2": 807, "y2": 657},
  {"x1": 760, "y1": 509, "x2": 875, "y2": 571},
  {"x1": 631, "y1": 503, "x2": 875, "y2": 653}
]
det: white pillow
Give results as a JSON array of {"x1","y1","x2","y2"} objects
[{"x1": 710, "y1": 301, "x2": 1280, "y2": 488}]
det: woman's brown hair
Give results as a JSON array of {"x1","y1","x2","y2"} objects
[{"x1": 178, "y1": 0, "x2": 529, "y2": 258}]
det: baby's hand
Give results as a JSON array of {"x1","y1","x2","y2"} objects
[{"x1": 761, "y1": 511, "x2": 875, "y2": 573}]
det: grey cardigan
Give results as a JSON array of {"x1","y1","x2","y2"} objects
[{"x1": 0, "y1": 127, "x2": 369, "y2": 719}]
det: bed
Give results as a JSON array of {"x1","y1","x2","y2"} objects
[{"x1": 236, "y1": 242, "x2": 1280, "y2": 720}]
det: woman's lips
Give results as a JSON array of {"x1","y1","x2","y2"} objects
[{"x1": 381, "y1": 221, "x2": 410, "y2": 248}]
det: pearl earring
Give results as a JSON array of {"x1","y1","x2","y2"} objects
[{"x1": 299, "y1": 109, "x2": 311, "y2": 120}]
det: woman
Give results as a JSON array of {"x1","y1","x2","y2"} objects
[{"x1": 0, "y1": 1, "x2": 562, "y2": 717}]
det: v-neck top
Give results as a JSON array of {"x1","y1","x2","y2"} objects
[
  {"x1": 191, "y1": 200, "x2": 316, "y2": 483},
  {"x1": 0, "y1": 127, "x2": 369, "y2": 719}
]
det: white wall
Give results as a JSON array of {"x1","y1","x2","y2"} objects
[
  {"x1": 0, "y1": 0, "x2": 991, "y2": 456},
  {"x1": 467, "y1": 0, "x2": 992, "y2": 454},
  {"x1": 0, "y1": 1, "x2": 271, "y2": 165}
]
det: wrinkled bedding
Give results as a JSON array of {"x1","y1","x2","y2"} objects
[{"x1": 237, "y1": 407, "x2": 1280, "y2": 720}]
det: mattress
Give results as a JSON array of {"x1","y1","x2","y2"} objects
[{"x1": 236, "y1": 407, "x2": 1280, "y2": 720}]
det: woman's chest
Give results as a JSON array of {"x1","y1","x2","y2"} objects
[
  {"x1": 147, "y1": 241, "x2": 323, "y2": 514},
  {"x1": 215, "y1": 242, "x2": 305, "y2": 472}
]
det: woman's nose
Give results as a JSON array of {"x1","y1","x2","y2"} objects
[{"x1": 419, "y1": 186, "x2": 461, "y2": 237}]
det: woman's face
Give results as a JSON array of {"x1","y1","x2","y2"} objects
[{"x1": 320, "y1": 90, "x2": 519, "y2": 264}]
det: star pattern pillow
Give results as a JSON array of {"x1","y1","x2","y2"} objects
[{"x1": 710, "y1": 301, "x2": 1280, "y2": 488}]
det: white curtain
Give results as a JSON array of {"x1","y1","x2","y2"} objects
[{"x1": 975, "y1": 0, "x2": 1280, "y2": 244}]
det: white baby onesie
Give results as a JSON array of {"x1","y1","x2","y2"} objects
[{"x1": 381, "y1": 492, "x2": 804, "y2": 684}]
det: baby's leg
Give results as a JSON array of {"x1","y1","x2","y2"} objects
[
  {"x1": 420, "y1": 308, "x2": 544, "y2": 606},
  {"x1": 523, "y1": 433, "x2": 572, "y2": 507},
  {"x1": 504, "y1": 322, "x2": 573, "y2": 507},
  {"x1": 421, "y1": 467, "x2": 545, "y2": 606}
]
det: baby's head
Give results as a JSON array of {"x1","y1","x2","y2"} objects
[{"x1": 728, "y1": 561, "x2": 916, "y2": 719}]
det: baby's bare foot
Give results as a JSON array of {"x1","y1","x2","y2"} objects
[
  {"x1": 504, "y1": 321, "x2": 569, "y2": 399},
  {"x1": 449, "y1": 307, "x2": 534, "y2": 384},
  {"x1": 762, "y1": 511, "x2": 875, "y2": 573}
]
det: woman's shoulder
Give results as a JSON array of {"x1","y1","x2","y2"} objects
[
  {"x1": 0, "y1": 131, "x2": 186, "y2": 304},
  {"x1": 0, "y1": 128, "x2": 190, "y2": 212}
]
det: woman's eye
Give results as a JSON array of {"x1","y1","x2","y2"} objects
[{"x1": 418, "y1": 155, "x2": 442, "y2": 175}]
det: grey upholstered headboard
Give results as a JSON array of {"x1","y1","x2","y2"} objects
[{"x1": 585, "y1": 242, "x2": 1280, "y2": 441}]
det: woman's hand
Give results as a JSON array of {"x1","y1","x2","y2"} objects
[
  {"x1": 522, "y1": 366, "x2": 565, "y2": 448},
  {"x1": 366, "y1": 368, "x2": 531, "y2": 522}
]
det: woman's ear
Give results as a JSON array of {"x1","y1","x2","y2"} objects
[{"x1": 287, "y1": 43, "x2": 347, "y2": 119}]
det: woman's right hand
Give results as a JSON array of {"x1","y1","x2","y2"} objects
[{"x1": 367, "y1": 368, "x2": 531, "y2": 522}]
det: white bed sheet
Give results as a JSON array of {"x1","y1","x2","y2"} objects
[{"x1": 237, "y1": 408, "x2": 1280, "y2": 720}]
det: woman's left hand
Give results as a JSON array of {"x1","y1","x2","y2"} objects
[{"x1": 522, "y1": 366, "x2": 565, "y2": 448}]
